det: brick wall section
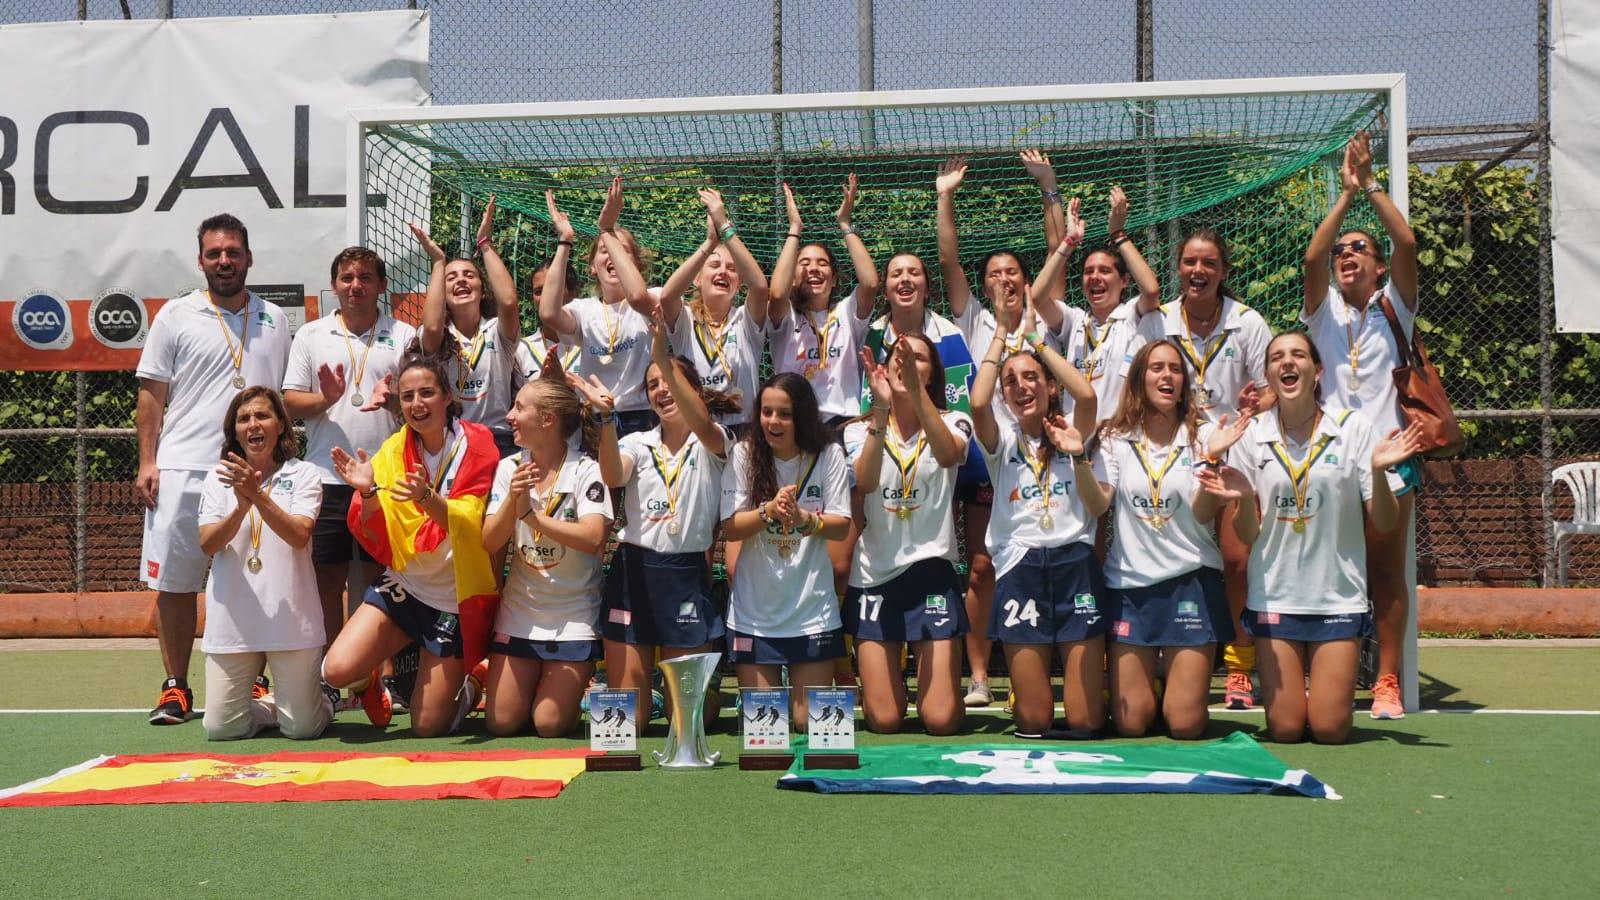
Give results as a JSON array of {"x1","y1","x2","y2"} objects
[{"x1": 2, "y1": 457, "x2": 1598, "y2": 592}]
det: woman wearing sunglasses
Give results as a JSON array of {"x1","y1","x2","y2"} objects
[{"x1": 1300, "y1": 130, "x2": 1421, "y2": 721}]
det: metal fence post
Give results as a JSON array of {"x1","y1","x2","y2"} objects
[
  {"x1": 74, "y1": 372, "x2": 87, "y2": 594},
  {"x1": 1538, "y1": 0, "x2": 1555, "y2": 586}
]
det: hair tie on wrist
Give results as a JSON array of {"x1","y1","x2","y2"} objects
[{"x1": 718, "y1": 223, "x2": 738, "y2": 243}]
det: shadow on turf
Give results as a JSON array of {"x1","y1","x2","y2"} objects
[{"x1": 1415, "y1": 670, "x2": 1485, "y2": 711}]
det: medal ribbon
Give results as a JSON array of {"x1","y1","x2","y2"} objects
[
  {"x1": 561, "y1": 344, "x2": 583, "y2": 370},
  {"x1": 455, "y1": 325, "x2": 488, "y2": 391},
  {"x1": 797, "y1": 308, "x2": 838, "y2": 369},
  {"x1": 649, "y1": 439, "x2": 695, "y2": 522},
  {"x1": 1176, "y1": 305, "x2": 1229, "y2": 386},
  {"x1": 206, "y1": 291, "x2": 251, "y2": 383},
  {"x1": 1343, "y1": 288, "x2": 1380, "y2": 384},
  {"x1": 415, "y1": 430, "x2": 464, "y2": 495},
  {"x1": 1267, "y1": 418, "x2": 1336, "y2": 530},
  {"x1": 1129, "y1": 435, "x2": 1183, "y2": 526},
  {"x1": 338, "y1": 312, "x2": 377, "y2": 395},
  {"x1": 1083, "y1": 317, "x2": 1114, "y2": 381},
  {"x1": 692, "y1": 310, "x2": 738, "y2": 388},
  {"x1": 881, "y1": 420, "x2": 928, "y2": 516},
  {"x1": 247, "y1": 506, "x2": 263, "y2": 562},
  {"x1": 601, "y1": 300, "x2": 622, "y2": 358},
  {"x1": 1017, "y1": 430, "x2": 1055, "y2": 512},
  {"x1": 528, "y1": 490, "x2": 569, "y2": 544}
]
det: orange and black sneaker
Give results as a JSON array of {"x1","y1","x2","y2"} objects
[
  {"x1": 1224, "y1": 671, "x2": 1255, "y2": 710},
  {"x1": 467, "y1": 658, "x2": 489, "y2": 713},
  {"x1": 149, "y1": 677, "x2": 194, "y2": 725},
  {"x1": 252, "y1": 675, "x2": 270, "y2": 701},
  {"x1": 359, "y1": 667, "x2": 393, "y2": 728}
]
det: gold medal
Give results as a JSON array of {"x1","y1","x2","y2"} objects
[
  {"x1": 667, "y1": 520, "x2": 681, "y2": 536},
  {"x1": 896, "y1": 506, "x2": 912, "y2": 521},
  {"x1": 1268, "y1": 412, "x2": 1336, "y2": 537},
  {"x1": 1040, "y1": 512, "x2": 1054, "y2": 531},
  {"x1": 351, "y1": 393, "x2": 365, "y2": 408},
  {"x1": 599, "y1": 353, "x2": 614, "y2": 365},
  {"x1": 803, "y1": 363, "x2": 818, "y2": 379},
  {"x1": 231, "y1": 374, "x2": 246, "y2": 389},
  {"x1": 208, "y1": 292, "x2": 253, "y2": 392},
  {"x1": 1151, "y1": 514, "x2": 1167, "y2": 531},
  {"x1": 246, "y1": 555, "x2": 263, "y2": 573},
  {"x1": 1292, "y1": 517, "x2": 1307, "y2": 534},
  {"x1": 778, "y1": 542, "x2": 795, "y2": 560},
  {"x1": 519, "y1": 544, "x2": 539, "y2": 566},
  {"x1": 882, "y1": 420, "x2": 928, "y2": 523},
  {"x1": 1130, "y1": 434, "x2": 1184, "y2": 532}
]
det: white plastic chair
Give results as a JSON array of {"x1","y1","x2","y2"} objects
[{"x1": 1553, "y1": 462, "x2": 1600, "y2": 586}]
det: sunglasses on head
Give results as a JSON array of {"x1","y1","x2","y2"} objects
[{"x1": 1330, "y1": 239, "x2": 1371, "y2": 258}]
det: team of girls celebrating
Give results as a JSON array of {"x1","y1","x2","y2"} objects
[{"x1": 187, "y1": 131, "x2": 1421, "y2": 746}]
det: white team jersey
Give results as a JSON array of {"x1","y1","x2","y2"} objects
[
  {"x1": 563, "y1": 294, "x2": 658, "y2": 412},
  {"x1": 720, "y1": 441, "x2": 850, "y2": 637},
  {"x1": 842, "y1": 411, "x2": 970, "y2": 587},
  {"x1": 767, "y1": 291, "x2": 871, "y2": 420},
  {"x1": 670, "y1": 304, "x2": 763, "y2": 425},
  {"x1": 490, "y1": 453, "x2": 612, "y2": 642},
  {"x1": 1136, "y1": 296, "x2": 1270, "y2": 423},
  {"x1": 1230, "y1": 407, "x2": 1376, "y2": 616},
  {"x1": 444, "y1": 317, "x2": 517, "y2": 435},
  {"x1": 198, "y1": 458, "x2": 324, "y2": 654},
  {"x1": 980, "y1": 427, "x2": 1106, "y2": 580},
  {"x1": 1096, "y1": 424, "x2": 1222, "y2": 588},
  {"x1": 1302, "y1": 281, "x2": 1413, "y2": 440},
  {"x1": 135, "y1": 290, "x2": 292, "y2": 471},
  {"x1": 1056, "y1": 300, "x2": 1147, "y2": 424},
  {"x1": 617, "y1": 425, "x2": 731, "y2": 553},
  {"x1": 953, "y1": 300, "x2": 1063, "y2": 433},
  {"x1": 388, "y1": 422, "x2": 472, "y2": 612},
  {"x1": 282, "y1": 313, "x2": 414, "y2": 484}
]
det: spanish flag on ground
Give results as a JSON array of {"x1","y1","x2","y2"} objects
[
  {"x1": 0, "y1": 749, "x2": 594, "y2": 807},
  {"x1": 350, "y1": 419, "x2": 501, "y2": 669}
]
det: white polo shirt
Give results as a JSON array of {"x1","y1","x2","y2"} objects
[
  {"x1": 1056, "y1": 299, "x2": 1147, "y2": 423},
  {"x1": 616, "y1": 425, "x2": 731, "y2": 553},
  {"x1": 1096, "y1": 424, "x2": 1222, "y2": 589},
  {"x1": 198, "y1": 458, "x2": 324, "y2": 654},
  {"x1": 979, "y1": 427, "x2": 1107, "y2": 580},
  {"x1": 670, "y1": 304, "x2": 764, "y2": 426},
  {"x1": 1137, "y1": 296, "x2": 1270, "y2": 423},
  {"x1": 562, "y1": 294, "x2": 658, "y2": 413},
  {"x1": 490, "y1": 453, "x2": 612, "y2": 642},
  {"x1": 842, "y1": 411, "x2": 970, "y2": 588},
  {"x1": 135, "y1": 290, "x2": 292, "y2": 471},
  {"x1": 445, "y1": 317, "x2": 517, "y2": 436},
  {"x1": 282, "y1": 313, "x2": 414, "y2": 484},
  {"x1": 1230, "y1": 407, "x2": 1376, "y2": 616},
  {"x1": 513, "y1": 333, "x2": 583, "y2": 389},
  {"x1": 720, "y1": 441, "x2": 850, "y2": 637},
  {"x1": 1302, "y1": 281, "x2": 1413, "y2": 440},
  {"x1": 767, "y1": 291, "x2": 872, "y2": 420}
]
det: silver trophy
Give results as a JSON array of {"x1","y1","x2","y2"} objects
[{"x1": 652, "y1": 651, "x2": 722, "y2": 768}]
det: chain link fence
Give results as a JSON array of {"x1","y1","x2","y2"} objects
[{"x1": 2, "y1": 0, "x2": 1592, "y2": 593}]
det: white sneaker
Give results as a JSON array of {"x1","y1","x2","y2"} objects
[{"x1": 963, "y1": 680, "x2": 993, "y2": 707}]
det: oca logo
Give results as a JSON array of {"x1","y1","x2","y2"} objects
[
  {"x1": 89, "y1": 289, "x2": 149, "y2": 348},
  {"x1": 12, "y1": 291, "x2": 73, "y2": 351}
]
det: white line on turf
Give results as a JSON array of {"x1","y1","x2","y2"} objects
[{"x1": 2, "y1": 706, "x2": 1598, "y2": 716}]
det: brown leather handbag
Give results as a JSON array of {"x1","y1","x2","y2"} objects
[{"x1": 1379, "y1": 294, "x2": 1465, "y2": 458}]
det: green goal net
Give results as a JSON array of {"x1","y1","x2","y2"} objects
[{"x1": 356, "y1": 78, "x2": 1399, "y2": 333}]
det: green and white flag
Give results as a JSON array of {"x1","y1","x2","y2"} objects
[{"x1": 779, "y1": 732, "x2": 1338, "y2": 799}]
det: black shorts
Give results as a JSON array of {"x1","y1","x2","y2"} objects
[
  {"x1": 600, "y1": 543, "x2": 725, "y2": 648},
  {"x1": 954, "y1": 481, "x2": 994, "y2": 506},
  {"x1": 989, "y1": 543, "x2": 1110, "y2": 644},
  {"x1": 311, "y1": 483, "x2": 379, "y2": 566},
  {"x1": 363, "y1": 575, "x2": 463, "y2": 659},
  {"x1": 490, "y1": 634, "x2": 601, "y2": 662},
  {"x1": 1109, "y1": 567, "x2": 1233, "y2": 647},
  {"x1": 844, "y1": 557, "x2": 968, "y2": 642},
  {"x1": 728, "y1": 628, "x2": 846, "y2": 665}
]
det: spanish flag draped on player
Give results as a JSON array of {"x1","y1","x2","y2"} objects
[{"x1": 348, "y1": 419, "x2": 501, "y2": 669}]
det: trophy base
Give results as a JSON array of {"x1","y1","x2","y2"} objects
[
  {"x1": 586, "y1": 753, "x2": 642, "y2": 772},
  {"x1": 802, "y1": 752, "x2": 859, "y2": 770},
  {"x1": 738, "y1": 753, "x2": 796, "y2": 771}
]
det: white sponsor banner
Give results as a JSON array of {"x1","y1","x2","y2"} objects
[
  {"x1": 1553, "y1": 0, "x2": 1600, "y2": 333},
  {"x1": 0, "y1": 11, "x2": 429, "y2": 367}
]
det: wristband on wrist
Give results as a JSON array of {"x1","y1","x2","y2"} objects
[
  {"x1": 476, "y1": 235, "x2": 492, "y2": 250},
  {"x1": 719, "y1": 223, "x2": 738, "y2": 243},
  {"x1": 785, "y1": 231, "x2": 801, "y2": 240},
  {"x1": 1363, "y1": 182, "x2": 1383, "y2": 194},
  {"x1": 1041, "y1": 189, "x2": 1062, "y2": 204},
  {"x1": 1110, "y1": 229, "x2": 1129, "y2": 247},
  {"x1": 360, "y1": 485, "x2": 380, "y2": 499},
  {"x1": 758, "y1": 504, "x2": 775, "y2": 527},
  {"x1": 556, "y1": 239, "x2": 574, "y2": 248},
  {"x1": 840, "y1": 222, "x2": 859, "y2": 237}
]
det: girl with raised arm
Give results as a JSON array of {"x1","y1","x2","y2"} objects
[
  {"x1": 842, "y1": 337, "x2": 971, "y2": 735},
  {"x1": 1082, "y1": 341, "x2": 1232, "y2": 738},
  {"x1": 654, "y1": 188, "x2": 771, "y2": 436},
  {"x1": 936, "y1": 153, "x2": 1085, "y2": 706},
  {"x1": 720, "y1": 374, "x2": 852, "y2": 726},
  {"x1": 1137, "y1": 227, "x2": 1273, "y2": 710},
  {"x1": 1197, "y1": 332, "x2": 1421, "y2": 743},
  {"x1": 969, "y1": 301, "x2": 1104, "y2": 737},
  {"x1": 323, "y1": 356, "x2": 501, "y2": 737},
  {"x1": 578, "y1": 308, "x2": 739, "y2": 729},
  {"x1": 540, "y1": 179, "x2": 662, "y2": 436},
  {"x1": 197, "y1": 388, "x2": 328, "y2": 740},
  {"x1": 412, "y1": 196, "x2": 523, "y2": 457},
  {"x1": 1301, "y1": 130, "x2": 1422, "y2": 720},
  {"x1": 479, "y1": 377, "x2": 612, "y2": 737}
]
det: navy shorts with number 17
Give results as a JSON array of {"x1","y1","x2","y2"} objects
[{"x1": 844, "y1": 557, "x2": 968, "y2": 642}]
